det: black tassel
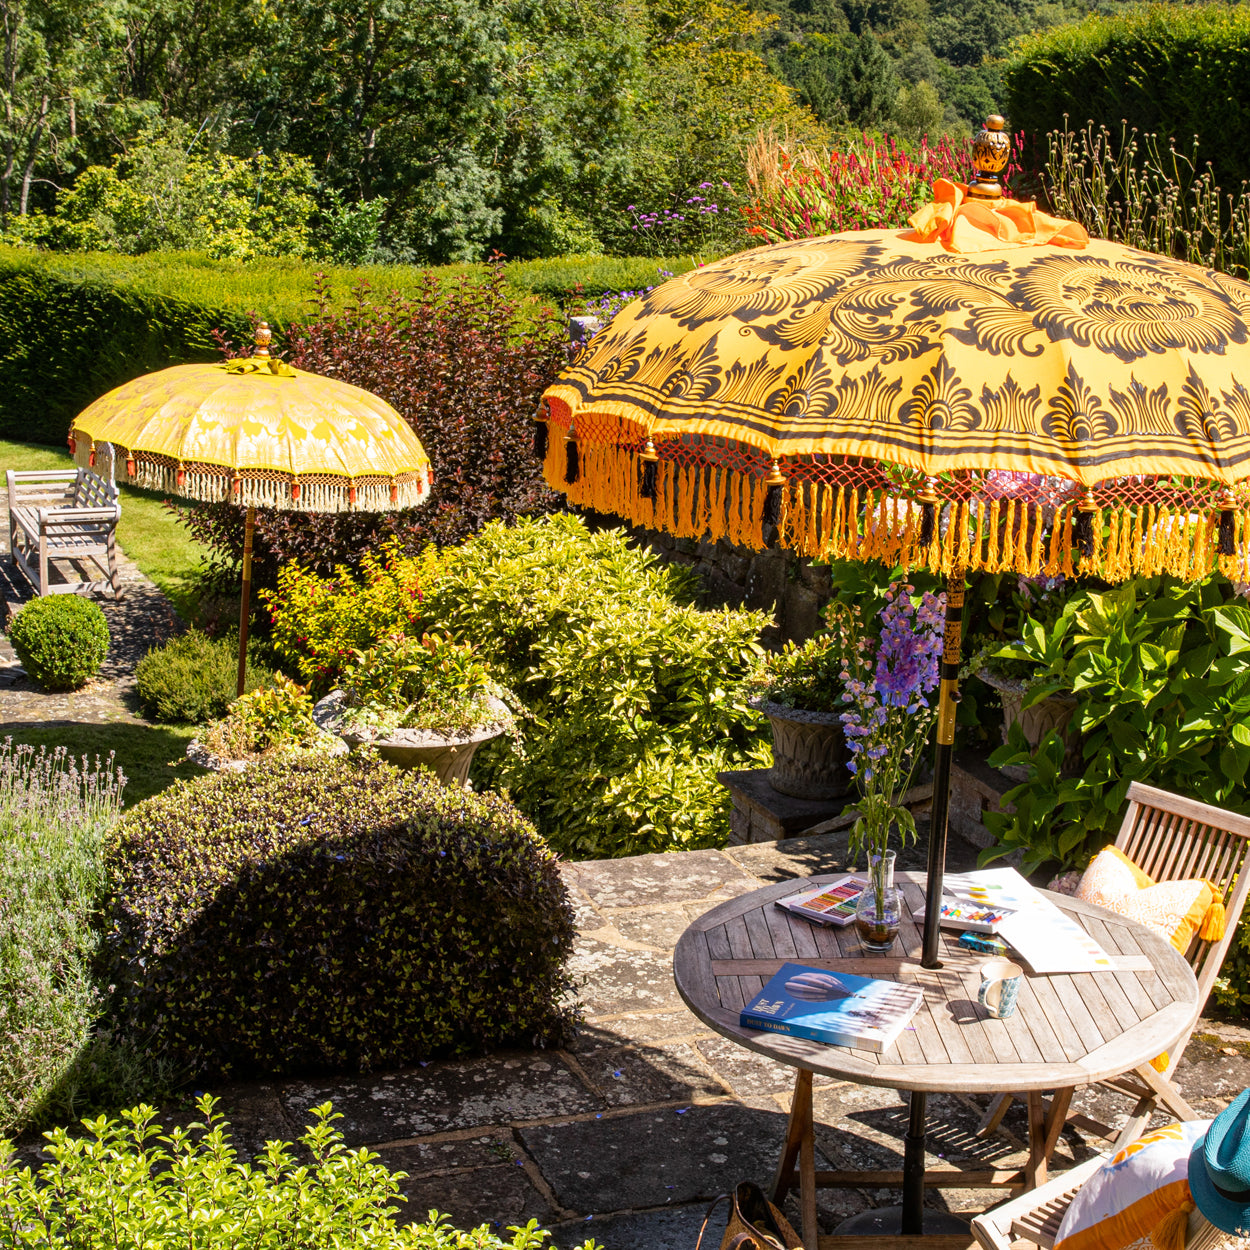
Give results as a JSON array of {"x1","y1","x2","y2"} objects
[
  {"x1": 564, "y1": 436, "x2": 579, "y2": 484},
  {"x1": 533, "y1": 420, "x2": 548, "y2": 461},
  {"x1": 640, "y1": 458, "x2": 657, "y2": 500},
  {"x1": 919, "y1": 500, "x2": 936, "y2": 548},
  {"x1": 1073, "y1": 509, "x2": 1094, "y2": 560},
  {"x1": 1219, "y1": 509, "x2": 1236, "y2": 556},
  {"x1": 763, "y1": 483, "x2": 783, "y2": 527}
]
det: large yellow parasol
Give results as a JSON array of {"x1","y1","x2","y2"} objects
[
  {"x1": 542, "y1": 184, "x2": 1250, "y2": 586},
  {"x1": 537, "y1": 119, "x2": 1250, "y2": 1236},
  {"x1": 71, "y1": 323, "x2": 432, "y2": 693}
]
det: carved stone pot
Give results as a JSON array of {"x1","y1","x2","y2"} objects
[
  {"x1": 979, "y1": 669, "x2": 1080, "y2": 781},
  {"x1": 754, "y1": 699, "x2": 850, "y2": 801},
  {"x1": 313, "y1": 690, "x2": 508, "y2": 787}
]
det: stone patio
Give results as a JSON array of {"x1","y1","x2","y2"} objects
[{"x1": 103, "y1": 828, "x2": 1250, "y2": 1250}]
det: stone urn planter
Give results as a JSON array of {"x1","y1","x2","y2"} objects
[
  {"x1": 752, "y1": 698, "x2": 850, "y2": 801},
  {"x1": 186, "y1": 733, "x2": 347, "y2": 773},
  {"x1": 313, "y1": 690, "x2": 510, "y2": 787},
  {"x1": 978, "y1": 669, "x2": 1080, "y2": 781}
]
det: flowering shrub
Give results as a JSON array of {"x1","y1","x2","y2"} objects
[
  {"x1": 0, "y1": 741, "x2": 162, "y2": 1136},
  {"x1": 263, "y1": 544, "x2": 445, "y2": 693},
  {"x1": 335, "y1": 632, "x2": 509, "y2": 737},
  {"x1": 624, "y1": 180, "x2": 751, "y2": 257},
  {"x1": 741, "y1": 131, "x2": 1020, "y2": 242},
  {"x1": 201, "y1": 674, "x2": 326, "y2": 761},
  {"x1": 179, "y1": 263, "x2": 567, "y2": 590}
]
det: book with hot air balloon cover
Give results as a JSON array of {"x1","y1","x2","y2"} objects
[{"x1": 739, "y1": 963, "x2": 924, "y2": 1053}]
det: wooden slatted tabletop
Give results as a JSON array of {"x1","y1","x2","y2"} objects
[{"x1": 674, "y1": 870, "x2": 1199, "y2": 1095}]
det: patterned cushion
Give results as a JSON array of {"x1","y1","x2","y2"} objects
[
  {"x1": 1077, "y1": 846, "x2": 1224, "y2": 953},
  {"x1": 1054, "y1": 1120, "x2": 1208, "y2": 1250}
]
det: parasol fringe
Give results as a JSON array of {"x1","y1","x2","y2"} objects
[
  {"x1": 696, "y1": 465, "x2": 713, "y2": 540},
  {"x1": 985, "y1": 499, "x2": 1002, "y2": 573},
  {"x1": 1110, "y1": 507, "x2": 1130, "y2": 580},
  {"x1": 546, "y1": 438, "x2": 1250, "y2": 581},
  {"x1": 126, "y1": 459, "x2": 429, "y2": 512}
]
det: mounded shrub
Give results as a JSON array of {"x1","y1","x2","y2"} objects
[
  {"x1": 265, "y1": 515, "x2": 771, "y2": 856},
  {"x1": 0, "y1": 1094, "x2": 596, "y2": 1250},
  {"x1": 102, "y1": 753, "x2": 576, "y2": 1078},
  {"x1": 426, "y1": 515, "x2": 771, "y2": 857},
  {"x1": 134, "y1": 629, "x2": 271, "y2": 723},
  {"x1": 1004, "y1": 5, "x2": 1250, "y2": 192},
  {"x1": 7, "y1": 596, "x2": 109, "y2": 691}
]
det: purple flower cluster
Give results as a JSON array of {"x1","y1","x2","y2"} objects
[{"x1": 838, "y1": 586, "x2": 944, "y2": 789}]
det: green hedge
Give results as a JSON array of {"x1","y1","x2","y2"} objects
[
  {"x1": 1004, "y1": 4, "x2": 1250, "y2": 191},
  {"x1": 0, "y1": 246, "x2": 698, "y2": 445}
]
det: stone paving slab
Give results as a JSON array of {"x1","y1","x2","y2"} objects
[
  {"x1": 280, "y1": 1053, "x2": 600, "y2": 1145},
  {"x1": 519, "y1": 1098, "x2": 806, "y2": 1213}
]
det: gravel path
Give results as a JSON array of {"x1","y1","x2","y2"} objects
[{"x1": 0, "y1": 533, "x2": 182, "y2": 726}]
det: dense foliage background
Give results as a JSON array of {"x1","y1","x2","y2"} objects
[{"x1": 7, "y1": 0, "x2": 1156, "y2": 267}]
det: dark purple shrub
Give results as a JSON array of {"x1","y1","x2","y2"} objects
[{"x1": 180, "y1": 263, "x2": 568, "y2": 590}]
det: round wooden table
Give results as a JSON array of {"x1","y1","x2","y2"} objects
[{"x1": 673, "y1": 870, "x2": 1200, "y2": 1249}]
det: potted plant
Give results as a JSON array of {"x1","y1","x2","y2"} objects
[
  {"x1": 750, "y1": 630, "x2": 852, "y2": 800},
  {"x1": 189, "y1": 674, "x2": 347, "y2": 772},
  {"x1": 830, "y1": 586, "x2": 945, "y2": 953},
  {"x1": 313, "y1": 631, "x2": 514, "y2": 786}
]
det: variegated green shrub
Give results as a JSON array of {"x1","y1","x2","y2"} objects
[{"x1": 102, "y1": 754, "x2": 576, "y2": 1078}]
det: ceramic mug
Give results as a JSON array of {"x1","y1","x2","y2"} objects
[{"x1": 977, "y1": 958, "x2": 1023, "y2": 1019}]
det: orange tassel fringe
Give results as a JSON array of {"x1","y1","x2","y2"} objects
[{"x1": 540, "y1": 439, "x2": 1243, "y2": 581}]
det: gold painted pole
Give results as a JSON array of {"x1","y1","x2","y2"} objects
[{"x1": 236, "y1": 504, "x2": 256, "y2": 698}]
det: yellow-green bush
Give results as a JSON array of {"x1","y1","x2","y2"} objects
[{"x1": 264, "y1": 544, "x2": 447, "y2": 692}]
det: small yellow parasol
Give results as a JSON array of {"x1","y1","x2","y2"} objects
[{"x1": 70, "y1": 323, "x2": 432, "y2": 693}]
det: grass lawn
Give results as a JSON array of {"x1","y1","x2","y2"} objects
[
  {"x1": 3, "y1": 722, "x2": 207, "y2": 805},
  {"x1": 0, "y1": 439, "x2": 208, "y2": 619}
]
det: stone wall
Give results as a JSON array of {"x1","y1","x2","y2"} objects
[{"x1": 630, "y1": 525, "x2": 832, "y2": 646}]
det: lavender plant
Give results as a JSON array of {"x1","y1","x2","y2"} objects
[{"x1": 0, "y1": 740, "x2": 159, "y2": 1135}]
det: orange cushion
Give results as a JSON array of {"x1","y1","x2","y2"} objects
[{"x1": 1076, "y1": 846, "x2": 1224, "y2": 952}]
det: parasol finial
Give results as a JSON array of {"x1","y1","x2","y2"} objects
[
  {"x1": 253, "y1": 322, "x2": 273, "y2": 358},
  {"x1": 967, "y1": 115, "x2": 1010, "y2": 201}
]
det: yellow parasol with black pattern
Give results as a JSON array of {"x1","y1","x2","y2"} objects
[{"x1": 540, "y1": 129, "x2": 1250, "y2": 587}]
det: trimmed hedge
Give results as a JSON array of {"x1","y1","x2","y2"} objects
[
  {"x1": 0, "y1": 247, "x2": 697, "y2": 445},
  {"x1": 102, "y1": 753, "x2": 576, "y2": 1078},
  {"x1": 1004, "y1": 5, "x2": 1250, "y2": 191}
]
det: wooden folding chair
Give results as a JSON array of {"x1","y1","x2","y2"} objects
[
  {"x1": 970, "y1": 1151, "x2": 1225, "y2": 1250},
  {"x1": 979, "y1": 781, "x2": 1250, "y2": 1156}
]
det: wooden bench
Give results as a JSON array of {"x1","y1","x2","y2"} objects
[{"x1": 7, "y1": 468, "x2": 122, "y2": 598}]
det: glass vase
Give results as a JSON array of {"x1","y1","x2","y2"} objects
[{"x1": 854, "y1": 849, "x2": 901, "y2": 954}]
